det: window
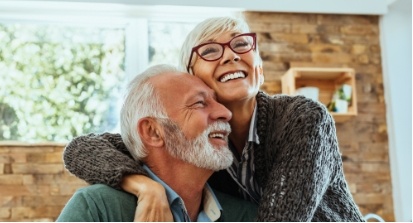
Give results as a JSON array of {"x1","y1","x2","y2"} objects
[
  {"x1": 0, "y1": 2, "x2": 232, "y2": 143},
  {"x1": 0, "y1": 22, "x2": 126, "y2": 142},
  {"x1": 148, "y1": 20, "x2": 196, "y2": 66}
]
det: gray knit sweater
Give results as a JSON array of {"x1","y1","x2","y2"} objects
[{"x1": 63, "y1": 92, "x2": 365, "y2": 222}]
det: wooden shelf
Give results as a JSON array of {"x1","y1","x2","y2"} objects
[{"x1": 281, "y1": 67, "x2": 357, "y2": 123}]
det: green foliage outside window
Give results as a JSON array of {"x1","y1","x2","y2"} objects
[{"x1": 0, "y1": 23, "x2": 125, "y2": 142}]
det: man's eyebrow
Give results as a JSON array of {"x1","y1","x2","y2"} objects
[
  {"x1": 187, "y1": 90, "x2": 217, "y2": 102},
  {"x1": 186, "y1": 91, "x2": 207, "y2": 102}
]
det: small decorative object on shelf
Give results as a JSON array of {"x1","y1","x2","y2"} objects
[
  {"x1": 281, "y1": 67, "x2": 357, "y2": 123},
  {"x1": 327, "y1": 84, "x2": 352, "y2": 113}
]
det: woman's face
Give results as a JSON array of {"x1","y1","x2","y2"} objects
[{"x1": 191, "y1": 31, "x2": 263, "y2": 105}]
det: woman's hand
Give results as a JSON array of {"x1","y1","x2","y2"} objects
[{"x1": 121, "y1": 174, "x2": 173, "y2": 222}]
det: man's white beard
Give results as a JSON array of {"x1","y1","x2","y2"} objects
[{"x1": 161, "y1": 119, "x2": 233, "y2": 171}]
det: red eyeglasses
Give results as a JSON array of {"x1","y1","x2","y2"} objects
[{"x1": 186, "y1": 33, "x2": 256, "y2": 72}]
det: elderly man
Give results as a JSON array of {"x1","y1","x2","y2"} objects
[{"x1": 57, "y1": 64, "x2": 257, "y2": 222}]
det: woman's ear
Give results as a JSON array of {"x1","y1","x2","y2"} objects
[
  {"x1": 137, "y1": 118, "x2": 164, "y2": 148},
  {"x1": 256, "y1": 65, "x2": 264, "y2": 85}
]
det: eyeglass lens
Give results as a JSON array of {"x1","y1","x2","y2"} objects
[{"x1": 197, "y1": 35, "x2": 254, "y2": 61}]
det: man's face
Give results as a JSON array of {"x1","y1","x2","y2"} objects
[{"x1": 151, "y1": 72, "x2": 233, "y2": 170}]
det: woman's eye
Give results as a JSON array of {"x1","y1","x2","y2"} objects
[
  {"x1": 233, "y1": 41, "x2": 250, "y2": 48},
  {"x1": 200, "y1": 47, "x2": 219, "y2": 57}
]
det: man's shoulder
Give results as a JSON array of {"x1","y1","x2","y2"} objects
[
  {"x1": 57, "y1": 184, "x2": 136, "y2": 222},
  {"x1": 78, "y1": 184, "x2": 127, "y2": 195},
  {"x1": 77, "y1": 184, "x2": 136, "y2": 203}
]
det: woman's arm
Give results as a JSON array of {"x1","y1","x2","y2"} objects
[
  {"x1": 256, "y1": 99, "x2": 339, "y2": 221},
  {"x1": 63, "y1": 132, "x2": 146, "y2": 188},
  {"x1": 122, "y1": 175, "x2": 173, "y2": 221},
  {"x1": 63, "y1": 132, "x2": 173, "y2": 221}
]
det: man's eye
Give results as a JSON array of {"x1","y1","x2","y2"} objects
[{"x1": 194, "y1": 101, "x2": 206, "y2": 107}]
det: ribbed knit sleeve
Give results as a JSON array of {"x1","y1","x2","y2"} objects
[
  {"x1": 63, "y1": 133, "x2": 148, "y2": 189},
  {"x1": 254, "y1": 93, "x2": 364, "y2": 222}
]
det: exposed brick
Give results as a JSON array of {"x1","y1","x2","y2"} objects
[
  {"x1": 357, "y1": 54, "x2": 370, "y2": 64},
  {"x1": 317, "y1": 14, "x2": 378, "y2": 25},
  {"x1": 0, "y1": 196, "x2": 21, "y2": 207},
  {"x1": 2, "y1": 153, "x2": 27, "y2": 163},
  {"x1": 0, "y1": 175, "x2": 24, "y2": 185},
  {"x1": 58, "y1": 184, "x2": 87, "y2": 196},
  {"x1": 0, "y1": 148, "x2": 10, "y2": 153},
  {"x1": 268, "y1": 33, "x2": 309, "y2": 44},
  {"x1": 245, "y1": 12, "x2": 317, "y2": 24},
  {"x1": 361, "y1": 163, "x2": 390, "y2": 174},
  {"x1": 8, "y1": 147, "x2": 55, "y2": 153},
  {"x1": 3, "y1": 164, "x2": 12, "y2": 174},
  {"x1": 356, "y1": 182, "x2": 392, "y2": 193},
  {"x1": 249, "y1": 22, "x2": 291, "y2": 33},
  {"x1": 10, "y1": 207, "x2": 34, "y2": 220},
  {"x1": 351, "y1": 44, "x2": 367, "y2": 54},
  {"x1": 341, "y1": 24, "x2": 379, "y2": 35},
  {"x1": 12, "y1": 164, "x2": 64, "y2": 174},
  {"x1": 354, "y1": 193, "x2": 385, "y2": 205},
  {"x1": 0, "y1": 185, "x2": 31, "y2": 196},
  {"x1": 0, "y1": 208, "x2": 11, "y2": 219},
  {"x1": 26, "y1": 152, "x2": 63, "y2": 163},
  {"x1": 308, "y1": 44, "x2": 343, "y2": 53},
  {"x1": 260, "y1": 81, "x2": 280, "y2": 95},
  {"x1": 22, "y1": 195, "x2": 72, "y2": 206},
  {"x1": 311, "y1": 53, "x2": 353, "y2": 63}
]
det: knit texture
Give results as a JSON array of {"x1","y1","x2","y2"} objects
[
  {"x1": 63, "y1": 91, "x2": 365, "y2": 221},
  {"x1": 64, "y1": 133, "x2": 147, "y2": 189},
  {"x1": 253, "y1": 92, "x2": 364, "y2": 221}
]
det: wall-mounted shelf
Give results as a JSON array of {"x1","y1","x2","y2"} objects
[{"x1": 281, "y1": 67, "x2": 357, "y2": 123}]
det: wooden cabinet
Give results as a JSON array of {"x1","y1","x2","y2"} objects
[{"x1": 281, "y1": 67, "x2": 357, "y2": 123}]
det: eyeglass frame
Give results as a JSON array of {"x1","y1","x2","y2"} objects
[{"x1": 186, "y1": 32, "x2": 257, "y2": 72}]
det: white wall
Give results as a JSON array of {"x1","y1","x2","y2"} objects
[{"x1": 380, "y1": 0, "x2": 412, "y2": 221}]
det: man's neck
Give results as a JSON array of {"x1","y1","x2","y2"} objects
[{"x1": 146, "y1": 157, "x2": 212, "y2": 221}]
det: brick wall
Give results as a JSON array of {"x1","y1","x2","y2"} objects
[
  {"x1": 0, "y1": 12, "x2": 394, "y2": 222},
  {"x1": 0, "y1": 143, "x2": 86, "y2": 221},
  {"x1": 244, "y1": 12, "x2": 394, "y2": 221}
]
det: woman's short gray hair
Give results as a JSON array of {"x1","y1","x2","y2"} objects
[
  {"x1": 179, "y1": 16, "x2": 261, "y2": 73},
  {"x1": 120, "y1": 64, "x2": 178, "y2": 160}
]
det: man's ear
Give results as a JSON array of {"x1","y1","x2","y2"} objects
[{"x1": 137, "y1": 118, "x2": 164, "y2": 148}]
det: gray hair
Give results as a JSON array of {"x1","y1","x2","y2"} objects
[
  {"x1": 120, "y1": 64, "x2": 178, "y2": 160},
  {"x1": 179, "y1": 16, "x2": 262, "y2": 73}
]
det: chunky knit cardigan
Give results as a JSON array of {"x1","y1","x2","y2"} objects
[{"x1": 63, "y1": 92, "x2": 365, "y2": 222}]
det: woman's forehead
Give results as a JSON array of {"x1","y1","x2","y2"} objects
[{"x1": 203, "y1": 31, "x2": 243, "y2": 43}]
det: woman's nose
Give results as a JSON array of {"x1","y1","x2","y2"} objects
[{"x1": 220, "y1": 46, "x2": 241, "y2": 65}]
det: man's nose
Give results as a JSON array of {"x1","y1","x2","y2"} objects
[{"x1": 210, "y1": 100, "x2": 232, "y2": 122}]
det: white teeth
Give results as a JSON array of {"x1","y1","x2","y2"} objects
[
  {"x1": 220, "y1": 72, "x2": 245, "y2": 83},
  {"x1": 209, "y1": 133, "x2": 225, "y2": 139}
]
